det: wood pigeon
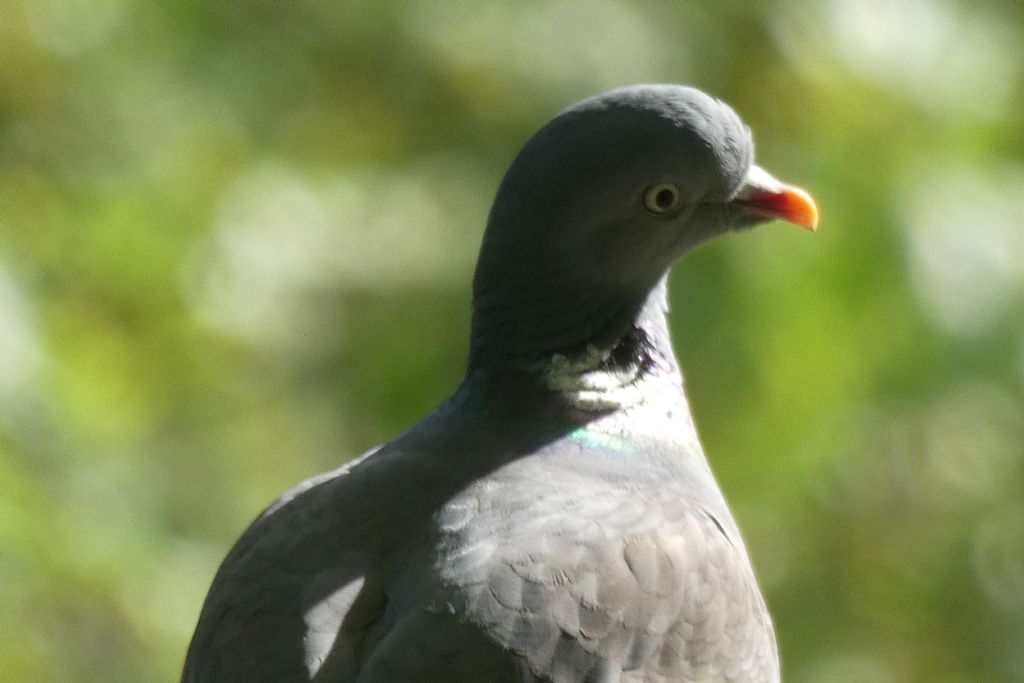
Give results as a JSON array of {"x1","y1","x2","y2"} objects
[{"x1": 182, "y1": 84, "x2": 818, "y2": 683}]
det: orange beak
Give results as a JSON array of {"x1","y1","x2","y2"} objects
[{"x1": 733, "y1": 166, "x2": 819, "y2": 231}]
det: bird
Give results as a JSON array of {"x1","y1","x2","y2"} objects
[{"x1": 182, "y1": 84, "x2": 817, "y2": 683}]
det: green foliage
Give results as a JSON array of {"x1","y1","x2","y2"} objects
[{"x1": 2, "y1": 1, "x2": 1022, "y2": 681}]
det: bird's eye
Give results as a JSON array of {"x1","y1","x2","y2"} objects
[{"x1": 642, "y1": 183, "x2": 681, "y2": 214}]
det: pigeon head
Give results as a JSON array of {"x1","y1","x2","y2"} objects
[{"x1": 470, "y1": 85, "x2": 817, "y2": 377}]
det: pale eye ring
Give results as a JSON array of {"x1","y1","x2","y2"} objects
[{"x1": 642, "y1": 183, "x2": 681, "y2": 214}]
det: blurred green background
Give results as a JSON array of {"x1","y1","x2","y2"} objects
[{"x1": 2, "y1": 0, "x2": 1023, "y2": 681}]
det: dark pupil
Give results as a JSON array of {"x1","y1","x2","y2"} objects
[{"x1": 655, "y1": 188, "x2": 676, "y2": 209}]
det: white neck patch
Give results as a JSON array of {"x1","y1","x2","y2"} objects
[
  {"x1": 536, "y1": 342, "x2": 699, "y2": 453},
  {"x1": 537, "y1": 343, "x2": 648, "y2": 412}
]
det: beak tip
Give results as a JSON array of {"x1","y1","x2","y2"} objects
[
  {"x1": 786, "y1": 184, "x2": 819, "y2": 232},
  {"x1": 802, "y1": 209, "x2": 819, "y2": 232}
]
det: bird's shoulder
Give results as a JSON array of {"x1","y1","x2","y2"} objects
[
  {"x1": 182, "y1": 415, "x2": 470, "y2": 683},
  {"x1": 182, "y1": 403, "x2": 528, "y2": 682},
  {"x1": 181, "y1": 444, "x2": 385, "y2": 682}
]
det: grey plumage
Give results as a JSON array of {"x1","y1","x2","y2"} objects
[{"x1": 183, "y1": 84, "x2": 817, "y2": 682}]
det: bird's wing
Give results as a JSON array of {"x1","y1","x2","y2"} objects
[{"x1": 182, "y1": 448, "x2": 388, "y2": 683}]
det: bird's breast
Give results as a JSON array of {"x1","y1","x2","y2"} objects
[{"x1": 421, "y1": 454, "x2": 778, "y2": 681}]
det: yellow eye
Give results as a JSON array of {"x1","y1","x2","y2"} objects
[{"x1": 642, "y1": 183, "x2": 681, "y2": 214}]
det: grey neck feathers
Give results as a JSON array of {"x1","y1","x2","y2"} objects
[{"x1": 467, "y1": 275, "x2": 684, "y2": 413}]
